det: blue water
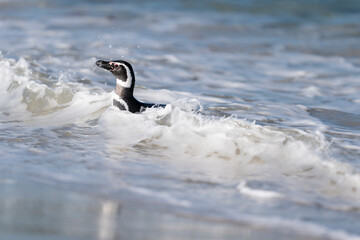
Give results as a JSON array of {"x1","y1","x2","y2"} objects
[{"x1": 1, "y1": 0, "x2": 360, "y2": 239}]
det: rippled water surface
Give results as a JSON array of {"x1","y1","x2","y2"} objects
[{"x1": 1, "y1": 0, "x2": 360, "y2": 239}]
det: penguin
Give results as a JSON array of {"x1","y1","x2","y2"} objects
[{"x1": 96, "y1": 59, "x2": 166, "y2": 113}]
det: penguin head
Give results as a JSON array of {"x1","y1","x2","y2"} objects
[{"x1": 96, "y1": 59, "x2": 135, "y2": 88}]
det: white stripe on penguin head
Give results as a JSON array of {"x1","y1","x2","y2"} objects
[{"x1": 112, "y1": 62, "x2": 133, "y2": 88}]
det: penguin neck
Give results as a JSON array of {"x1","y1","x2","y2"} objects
[{"x1": 115, "y1": 82, "x2": 134, "y2": 99}]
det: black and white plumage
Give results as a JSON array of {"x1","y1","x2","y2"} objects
[{"x1": 96, "y1": 59, "x2": 166, "y2": 113}]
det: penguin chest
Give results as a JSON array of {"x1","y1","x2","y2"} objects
[
  {"x1": 113, "y1": 97, "x2": 142, "y2": 113},
  {"x1": 113, "y1": 99, "x2": 129, "y2": 111}
]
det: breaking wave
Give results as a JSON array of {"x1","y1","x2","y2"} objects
[{"x1": 2, "y1": 56, "x2": 360, "y2": 207}]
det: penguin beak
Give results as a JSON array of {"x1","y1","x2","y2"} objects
[{"x1": 96, "y1": 60, "x2": 112, "y2": 70}]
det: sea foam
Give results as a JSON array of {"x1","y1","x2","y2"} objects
[
  {"x1": 2, "y1": 56, "x2": 360, "y2": 208},
  {"x1": 99, "y1": 100, "x2": 360, "y2": 205},
  {"x1": 0, "y1": 56, "x2": 111, "y2": 126}
]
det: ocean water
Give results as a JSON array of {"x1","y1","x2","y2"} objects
[{"x1": 1, "y1": 0, "x2": 360, "y2": 239}]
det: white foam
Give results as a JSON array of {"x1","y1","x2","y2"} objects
[
  {"x1": 237, "y1": 181, "x2": 283, "y2": 199},
  {"x1": 301, "y1": 86, "x2": 322, "y2": 98},
  {"x1": 0, "y1": 57, "x2": 31, "y2": 119},
  {"x1": 99, "y1": 101, "x2": 360, "y2": 203},
  {"x1": 0, "y1": 57, "x2": 112, "y2": 126}
]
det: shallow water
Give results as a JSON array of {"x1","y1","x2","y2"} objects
[{"x1": 1, "y1": 0, "x2": 360, "y2": 239}]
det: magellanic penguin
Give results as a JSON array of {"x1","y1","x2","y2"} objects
[{"x1": 96, "y1": 60, "x2": 166, "y2": 113}]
